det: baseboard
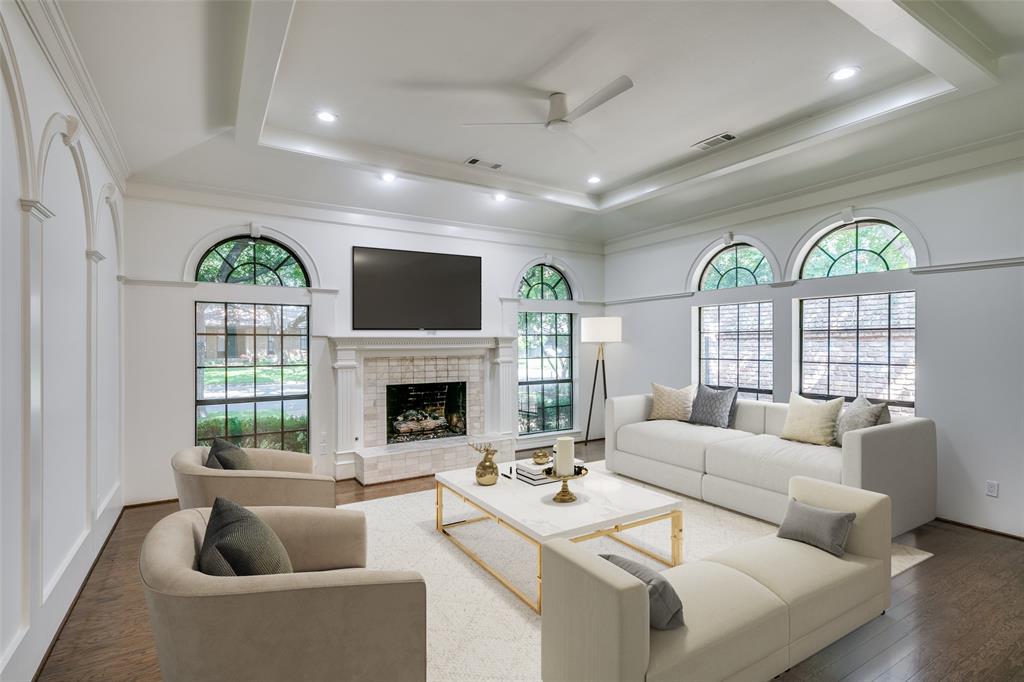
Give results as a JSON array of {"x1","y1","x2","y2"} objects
[
  {"x1": 934, "y1": 517, "x2": 1024, "y2": 541},
  {"x1": 123, "y1": 497, "x2": 178, "y2": 509}
]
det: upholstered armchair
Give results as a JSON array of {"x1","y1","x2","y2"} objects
[
  {"x1": 140, "y1": 505, "x2": 427, "y2": 682},
  {"x1": 172, "y1": 446, "x2": 336, "y2": 509}
]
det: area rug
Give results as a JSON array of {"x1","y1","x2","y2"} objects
[{"x1": 340, "y1": 467, "x2": 931, "y2": 682}]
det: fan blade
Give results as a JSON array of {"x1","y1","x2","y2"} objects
[
  {"x1": 566, "y1": 129, "x2": 596, "y2": 153},
  {"x1": 460, "y1": 122, "x2": 546, "y2": 127},
  {"x1": 565, "y1": 75, "x2": 633, "y2": 122}
]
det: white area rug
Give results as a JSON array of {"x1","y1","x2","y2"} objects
[{"x1": 340, "y1": 466, "x2": 932, "y2": 682}]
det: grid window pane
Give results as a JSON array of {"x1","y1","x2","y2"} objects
[
  {"x1": 196, "y1": 302, "x2": 310, "y2": 452},
  {"x1": 699, "y1": 301, "x2": 773, "y2": 400},
  {"x1": 799, "y1": 292, "x2": 916, "y2": 412},
  {"x1": 517, "y1": 312, "x2": 573, "y2": 435}
]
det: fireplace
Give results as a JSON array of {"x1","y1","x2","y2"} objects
[{"x1": 386, "y1": 381, "x2": 467, "y2": 444}]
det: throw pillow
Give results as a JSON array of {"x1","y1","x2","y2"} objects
[
  {"x1": 198, "y1": 497, "x2": 293, "y2": 576},
  {"x1": 688, "y1": 384, "x2": 738, "y2": 429},
  {"x1": 777, "y1": 498, "x2": 857, "y2": 558},
  {"x1": 648, "y1": 383, "x2": 696, "y2": 421},
  {"x1": 834, "y1": 396, "x2": 887, "y2": 445},
  {"x1": 781, "y1": 393, "x2": 844, "y2": 446},
  {"x1": 206, "y1": 438, "x2": 253, "y2": 470},
  {"x1": 600, "y1": 554, "x2": 684, "y2": 630}
]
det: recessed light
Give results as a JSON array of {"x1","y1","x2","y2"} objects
[
  {"x1": 493, "y1": 192, "x2": 507, "y2": 202},
  {"x1": 316, "y1": 110, "x2": 337, "y2": 123},
  {"x1": 587, "y1": 176, "x2": 601, "y2": 185},
  {"x1": 830, "y1": 66, "x2": 860, "y2": 81},
  {"x1": 380, "y1": 172, "x2": 396, "y2": 183}
]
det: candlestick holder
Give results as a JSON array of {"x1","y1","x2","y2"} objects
[{"x1": 542, "y1": 465, "x2": 589, "y2": 503}]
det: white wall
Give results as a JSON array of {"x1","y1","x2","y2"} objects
[
  {"x1": 121, "y1": 192, "x2": 605, "y2": 504},
  {"x1": 0, "y1": 4, "x2": 124, "y2": 679},
  {"x1": 604, "y1": 160, "x2": 1024, "y2": 537}
]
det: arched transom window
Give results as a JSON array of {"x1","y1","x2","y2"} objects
[
  {"x1": 800, "y1": 220, "x2": 916, "y2": 279},
  {"x1": 196, "y1": 236, "x2": 310, "y2": 287},
  {"x1": 519, "y1": 264, "x2": 572, "y2": 300},
  {"x1": 700, "y1": 243, "x2": 774, "y2": 290}
]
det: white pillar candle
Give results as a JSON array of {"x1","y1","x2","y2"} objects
[{"x1": 555, "y1": 437, "x2": 575, "y2": 477}]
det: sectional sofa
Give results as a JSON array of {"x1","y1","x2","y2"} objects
[
  {"x1": 606, "y1": 395, "x2": 936, "y2": 537},
  {"x1": 542, "y1": 477, "x2": 891, "y2": 682}
]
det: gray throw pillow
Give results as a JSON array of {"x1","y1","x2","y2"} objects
[
  {"x1": 206, "y1": 438, "x2": 253, "y2": 470},
  {"x1": 777, "y1": 498, "x2": 856, "y2": 558},
  {"x1": 198, "y1": 497, "x2": 293, "y2": 576},
  {"x1": 834, "y1": 396, "x2": 887, "y2": 445},
  {"x1": 688, "y1": 384, "x2": 738, "y2": 429},
  {"x1": 600, "y1": 554, "x2": 684, "y2": 630}
]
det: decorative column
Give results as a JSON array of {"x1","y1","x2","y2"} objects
[
  {"x1": 331, "y1": 341, "x2": 359, "y2": 478},
  {"x1": 493, "y1": 336, "x2": 518, "y2": 437},
  {"x1": 85, "y1": 248, "x2": 105, "y2": 520},
  {"x1": 20, "y1": 198, "x2": 53, "y2": 612}
]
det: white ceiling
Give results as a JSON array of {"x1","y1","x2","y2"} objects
[
  {"x1": 267, "y1": 1, "x2": 925, "y2": 193},
  {"x1": 57, "y1": 0, "x2": 1024, "y2": 245}
]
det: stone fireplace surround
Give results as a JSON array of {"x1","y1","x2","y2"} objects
[{"x1": 330, "y1": 336, "x2": 517, "y2": 484}]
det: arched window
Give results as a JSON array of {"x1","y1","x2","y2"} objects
[
  {"x1": 196, "y1": 236, "x2": 310, "y2": 287},
  {"x1": 700, "y1": 244, "x2": 774, "y2": 290},
  {"x1": 800, "y1": 220, "x2": 916, "y2": 279},
  {"x1": 516, "y1": 263, "x2": 573, "y2": 435},
  {"x1": 519, "y1": 264, "x2": 572, "y2": 300}
]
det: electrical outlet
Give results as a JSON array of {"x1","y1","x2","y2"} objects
[{"x1": 985, "y1": 480, "x2": 999, "y2": 498}]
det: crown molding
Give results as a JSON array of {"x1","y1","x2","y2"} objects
[
  {"x1": 16, "y1": 0, "x2": 130, "y2": 190},
  {"x1": 125, "y1": 180, "x2": 606, "y2": 256},
  {"x1": 604, "y1": 130, "x2": 1024, "y2": 254}
]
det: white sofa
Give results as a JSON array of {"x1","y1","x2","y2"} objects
[
  {"x1": 542, "y1": 477, "x2": 891, "y2": 682},
  {"x1": 606, "y1": 395, "x2": 935, "y2": 537}
]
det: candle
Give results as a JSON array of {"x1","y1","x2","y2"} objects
[{"x1": 555, "y1": 437, "x2": 575, "y2": 477}]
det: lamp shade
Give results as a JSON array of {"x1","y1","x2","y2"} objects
[{"x1": 581, "y1": 317, "x2": 622, "y2": 344}]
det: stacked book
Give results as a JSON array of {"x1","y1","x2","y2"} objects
[{"x1": 515, "y1": 458, "x2": 584, "y2": 486}]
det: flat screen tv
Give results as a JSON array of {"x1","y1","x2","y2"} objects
[{"x1": 352, "y1": 246, "x2": 482, "y2": 330}]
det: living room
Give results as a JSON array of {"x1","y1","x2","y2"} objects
[{"x1": 1, "y1": 1, "x2": 1022, "y2": 680}]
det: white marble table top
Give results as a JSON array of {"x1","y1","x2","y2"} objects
[{"x1": 435, "y1": 462, "x2": 681, "y2": 542}]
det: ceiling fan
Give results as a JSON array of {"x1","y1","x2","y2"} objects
[{"x1": 461, "y1": 75, "x2": 634, "y2": 133}]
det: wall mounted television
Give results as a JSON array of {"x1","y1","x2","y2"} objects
[{"x1": 352, "y1": 246, "x2": 482, "y2": 330}]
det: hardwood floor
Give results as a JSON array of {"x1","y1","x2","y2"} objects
[{"x1": 35, "y1": 443, "x2": 1024, "y2": 681}]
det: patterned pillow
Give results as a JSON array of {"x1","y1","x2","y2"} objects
[
  {"x1": 648, "y1": 383, "x2": 696, "y2": 421},
  {"x1": 199, "y1": 497, "x2": 293, "y2": 576},
  {"x1": 834, "y1": 396, "x2": 887, "y2": 445},
  {"x1": 688, "y1": 384, "x2": 738, "y2": 428}
]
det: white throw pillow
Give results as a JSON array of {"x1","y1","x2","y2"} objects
[
  {"x1": 648, "y1": 383, "x2": 696, "y2": 421},
  {"x1": 781, "y1": 393, "x2": 844, "y2": 446}
]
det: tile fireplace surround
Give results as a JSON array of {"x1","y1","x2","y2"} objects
[{"x1": 330, "y1": 336, "x2": 518, "y2": 484}]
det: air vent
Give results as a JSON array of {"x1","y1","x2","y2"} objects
[
  {"x1": 464, "y1": 157, "x2": 503, "y2": 171},
  {"x1": 692, "y1": 132, "x2": 736, "y2": 151}
]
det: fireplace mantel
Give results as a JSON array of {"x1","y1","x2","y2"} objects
[
  {"x1": 329, "y1": 335, "x2": 518, "y2": 480},
  {"x1": 330, "y1": 335, "x2": 516, "y2": 355}
]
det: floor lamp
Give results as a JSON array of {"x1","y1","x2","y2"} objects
[{"x1": 581, "y1": 317, "x2": 622, "y2": 444}]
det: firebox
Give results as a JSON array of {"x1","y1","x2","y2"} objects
[{"x1": 386, "y1": 381, "x2": 467, "y2": 444}]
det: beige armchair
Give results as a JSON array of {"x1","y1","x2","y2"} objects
[
  {"x1": 172, "y1": 446, "x2": 336, "y2": 509},
  {"x1": 140, "y1": 505, "x2": 427, "y2": 682}
]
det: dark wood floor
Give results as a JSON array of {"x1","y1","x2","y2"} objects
[{"x1": 36, "y1": 442, "x2": 1024, "y2": 681}]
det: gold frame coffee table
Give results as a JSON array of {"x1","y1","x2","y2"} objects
[{"x1": 435, "y1": 463, "x2": 683, "y2": 613}]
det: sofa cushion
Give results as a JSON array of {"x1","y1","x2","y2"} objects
[
  {"x1": 600, "y1": 554, "x2": 684, "y2": 630},
  {"x1": 777, "y1": 498, "x2": 856, "y2": 557},
  {"x1": 207, "y1": 438, "x2": 253, "y2": 470},
  {"x1": 645, "y1": 561, "x2": 789, "y2": 682},
  {"x1": 616, "y1": 420, "x2": 751, "y2": 472},
  {"x1": 781, "y1": 393, "x2": 844, "y2": 446},
  {"x1": 705, "y1": 433, "x2": 841, "y2": 494},
  {"x1": 689, "y1": 384, "x2": 738, "y2": 428},
  {"x1": 705, "y1": 534, "x2": 885, "y2": 640}
]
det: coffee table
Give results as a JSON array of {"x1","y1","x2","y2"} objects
[{"x1": 435, "y1": 463, "x2": 683, "y2": 613}]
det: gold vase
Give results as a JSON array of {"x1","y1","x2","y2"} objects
[{"x1": 475, "y1": 450, "x2": 498, "y2": 486}]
